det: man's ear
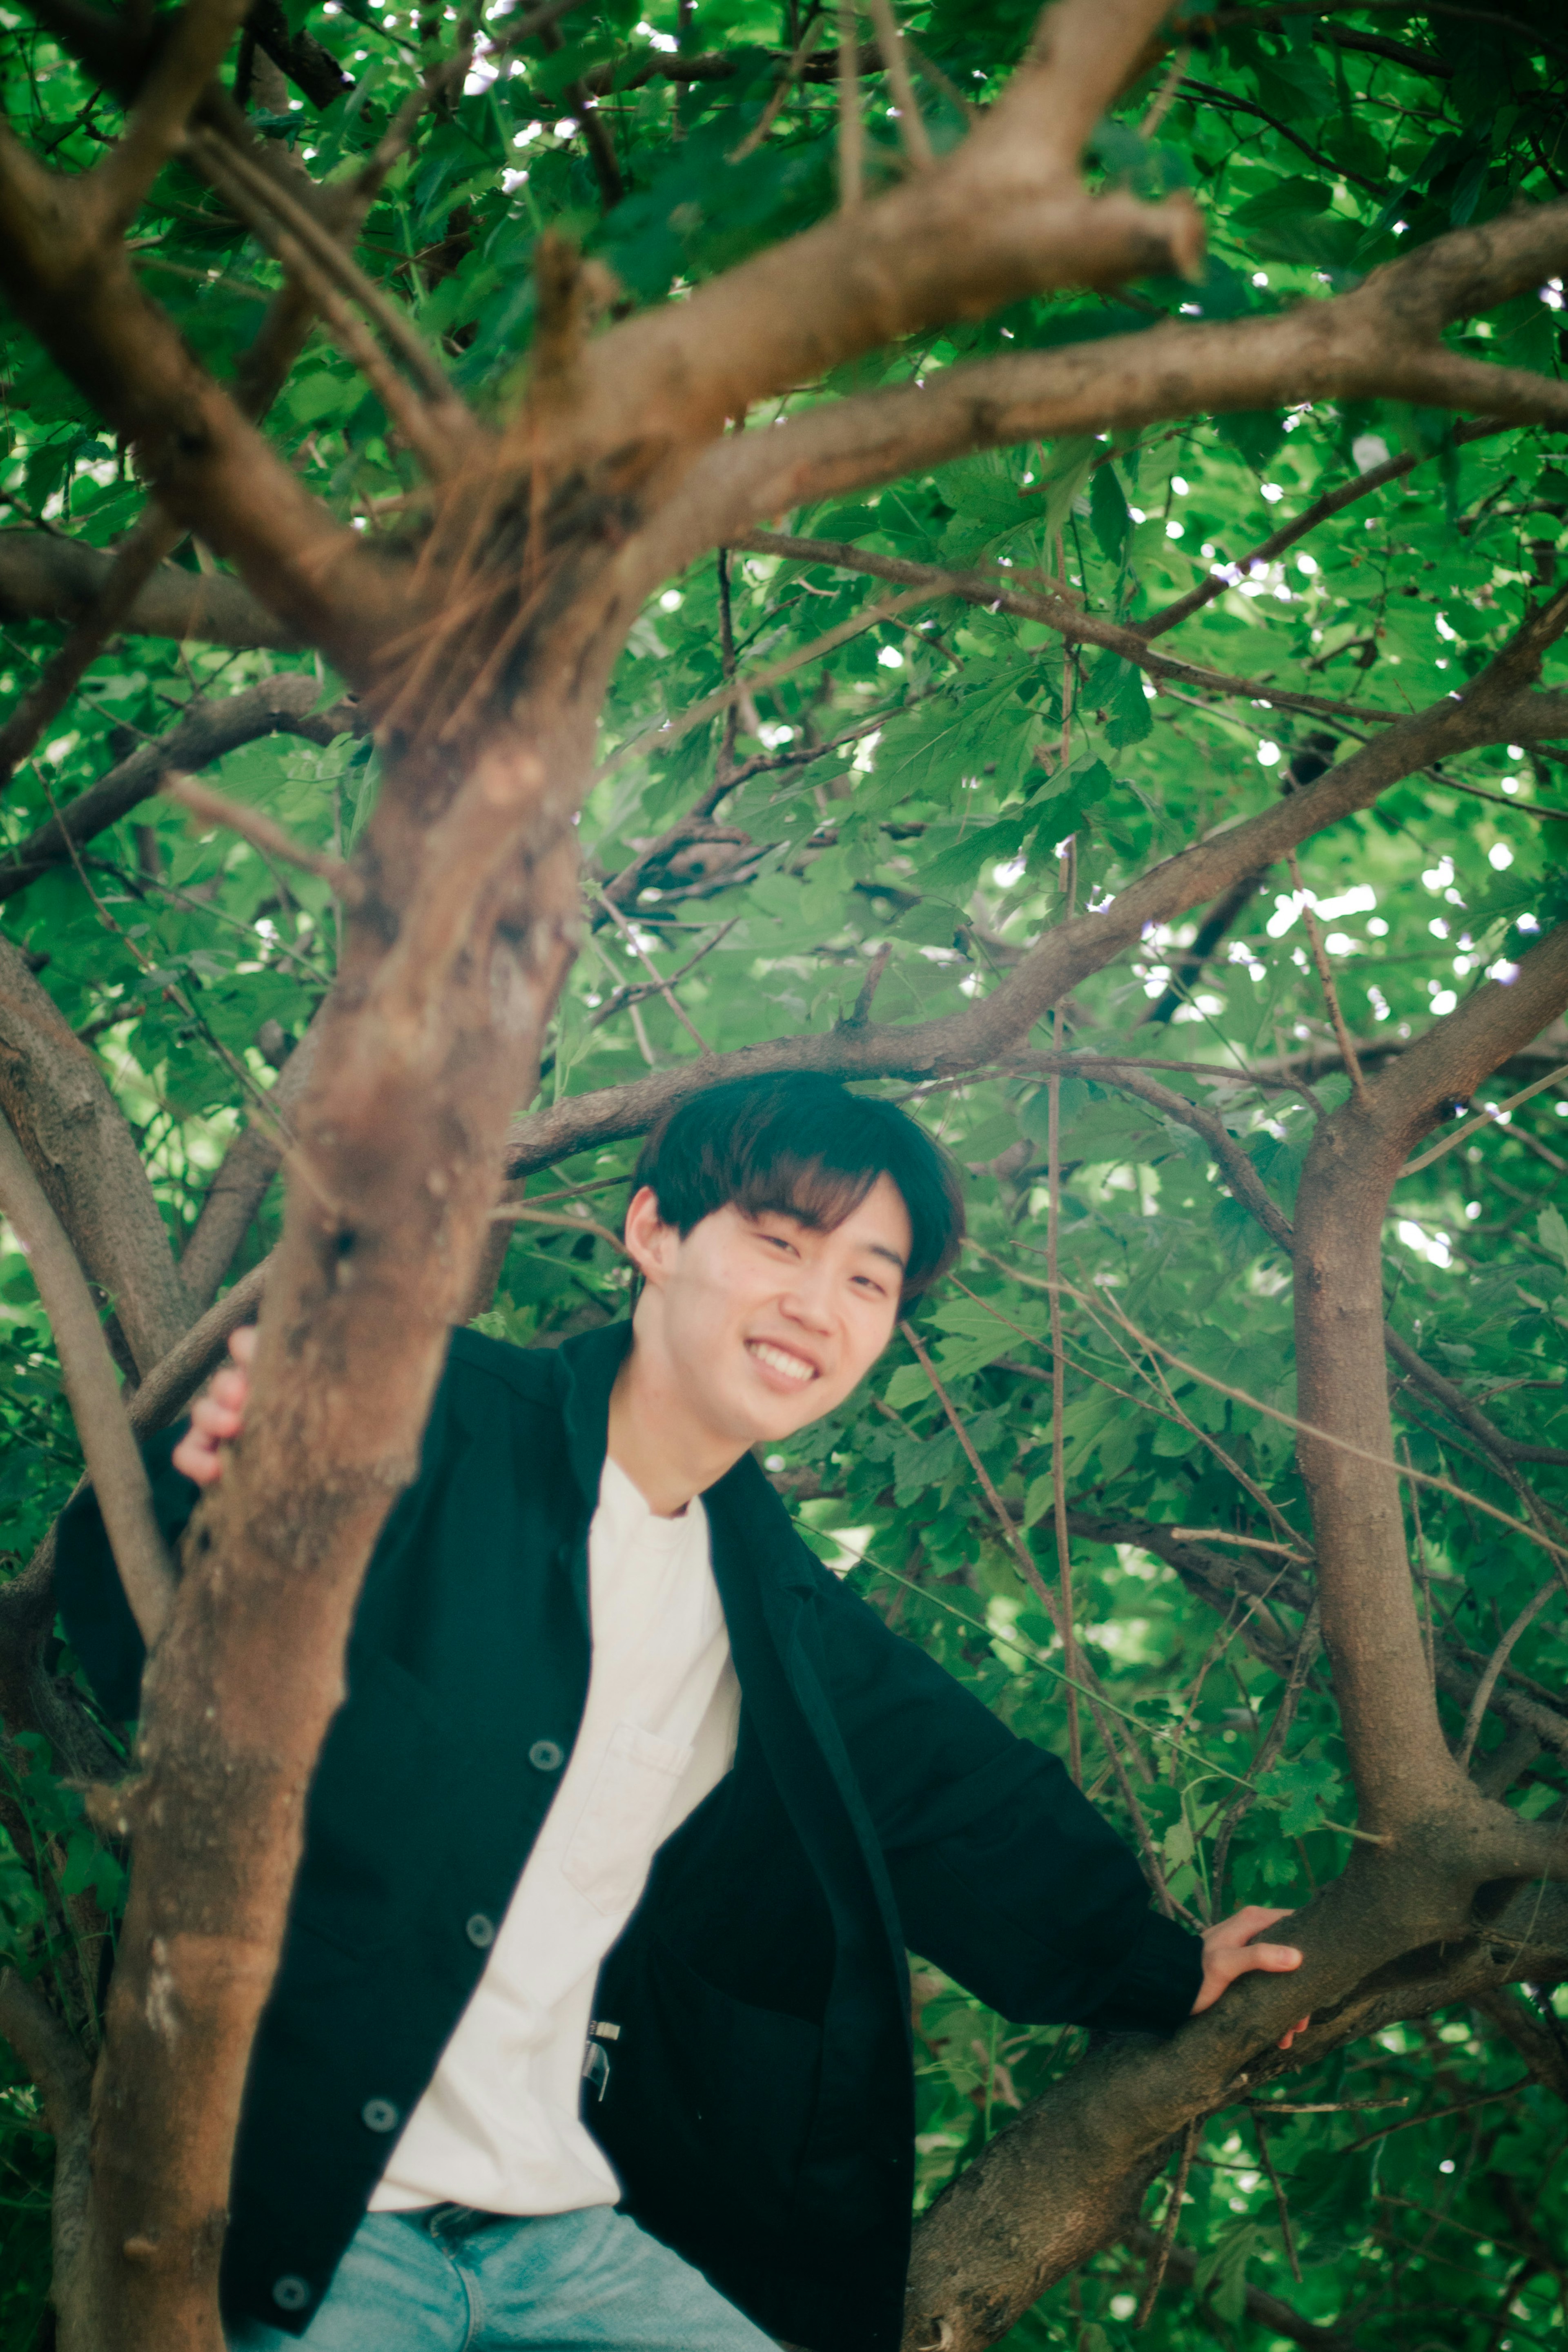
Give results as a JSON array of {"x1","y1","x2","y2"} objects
[{"x1": 622, "y1": 1185, "x2": 679, "y2": 1287}]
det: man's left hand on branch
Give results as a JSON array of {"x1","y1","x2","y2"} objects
[{"x1": 1192, "y1": 1904, "x2": 1311, "y2": 2049}]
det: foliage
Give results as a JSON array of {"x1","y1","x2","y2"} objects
[{"x1": 2, "y1": 3, "x2": 1567, "y2": 2348}]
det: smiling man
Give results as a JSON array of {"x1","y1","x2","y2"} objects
[{"x1": 56, "y1": 1072, "x2": 1303, "y2": 2352}]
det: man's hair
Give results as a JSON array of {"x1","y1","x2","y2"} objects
[{"x1": 631, "y1": 1072, "x2": 964, "y2": 1300}]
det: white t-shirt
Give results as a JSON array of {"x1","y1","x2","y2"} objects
[{"x1": 371, "y1": 1455, "x2": 740, "y2": 2216}]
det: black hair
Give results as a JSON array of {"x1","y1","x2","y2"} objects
[{"x1": 630, "y1": 1072, "x2": 965, "y2": 1300}]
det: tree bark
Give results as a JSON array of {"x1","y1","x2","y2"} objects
[{"x1": 0, "y1": 935, "x2": 191, "y2": 1375}]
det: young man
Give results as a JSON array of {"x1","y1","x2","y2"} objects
[{"x1": 58, "y1": 1073, "x2": 1304, "y2": 2352}]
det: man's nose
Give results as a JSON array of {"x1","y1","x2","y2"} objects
[{"x1": 778, "y1": 1267, "x2": 835, "y2": 1330}]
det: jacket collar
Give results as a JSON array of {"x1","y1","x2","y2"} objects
[
  {"x1": 554, "y1": 1318, "x2": 635, "y2": 1514},
  {"x1": 552, "y1": 1318, "x2": 816, "y2": 1597}
]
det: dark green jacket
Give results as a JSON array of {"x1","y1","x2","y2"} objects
[{"x1": 56, "y1": 1321, "x2": 1201, "y2": 2352}]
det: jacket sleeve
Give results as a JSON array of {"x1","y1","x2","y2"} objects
[
  {"x1": 54, "y1": 1423, "x2": 199, "y2": 1720},
  {"x1": 804, "y1": 1556, "x2": 1203, "y2": 2036}
]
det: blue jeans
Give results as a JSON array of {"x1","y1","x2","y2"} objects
[{"x1": 227, "y1": 2205, "x2": 780, "y2": 2352}]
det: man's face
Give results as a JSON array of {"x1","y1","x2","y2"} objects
[{"x1": 625, "y1": 1175, "x2": 912, "y2": 1447}]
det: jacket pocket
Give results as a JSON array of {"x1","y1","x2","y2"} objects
[
  {"x1": 592, "y1": 1928, "x2": 824, "y2": 2229},
  {"x1": 561, "y1": 1720, "x2": 693, "y2": 1917}
]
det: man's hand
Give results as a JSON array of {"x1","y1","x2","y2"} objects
[
  {"x1": 170, "y1": 1325, "x2": 256, "y2": 1487},
  {"x1": 1192, "y1": 1904, "x2": 1310, "y2": 2050}
]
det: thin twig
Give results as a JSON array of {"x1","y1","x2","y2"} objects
[
  {"x1": 489, "y1": 1203, "x2": 628, "y2": 1252},
  {"x1": 1136, "y1": 2119, "x2": 1199, "y2": 2328},
  {"x1": 1401, "y1": 1060, "x2": 1568, "y2": 1177},
  {"x1": 162, "y1": 772, "x2": 363, "y2": 904},
  {"x1": 593, "y1": 887, "x2": 713, "y2": 1052},
  {"x1": 596, "y1": 586, "x2": 935, "y2": 781},
  {"x1": 865, "y1": 0, "x2": 933, "y2": 167},
  {"x1": 837, "y1": 1, "x2": 864, "y2": 208},
  {"x1": 729, "y1": 10, "x2": 829, "y2": 159},
  {"x1": 187, "y1": 126, "x2": 470, "y2": 419},
  {"x1": 1139, "y1": 420, "x2": 1508, "y2": 642},
  {"x1": 1403, "y1": 1436, "x2": 1436, "y2": 1687},
  {"x1": 1251, "y1": 2107, "x2": 1303, "y2": 2282},
  {"x1": 1288, "y1": 851, "x2": 1366, "y2": 1102},
  {"x1": 897, "y1": 1324, "x2": 1186, "y2": 1908},
  {"x1": 1066, "y1": 1277, "x2": 1568, "y2": 1574},
  {"x1": 1047, "y1": 949, "x2": 1080, "y2": 1784},
  {"x1": 1457, "y1": 1576, "x2": 1562, "y2": 1772},
  {"x1": 735, "y1": 528, "x2": 1396, "y2": 725}
]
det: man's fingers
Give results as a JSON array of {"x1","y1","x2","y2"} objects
[
  {"x1": 190, "y1": 1396, "x2": 243, "y2": 1440},
  {"x1": 229, "y1": 1323, "x2": 258, "y2": 1365},
  {"x1": 171, "y1": 1430, "x2": 220, "y2": 1485},
  {"x1": 1248, "y1": 1944, "x2": 1304, "y2": 1971}
]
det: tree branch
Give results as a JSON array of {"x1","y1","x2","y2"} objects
[
  {"x1": 0, "y1": 935, "x2": 192, "y2": 1375},
  {"x1": 1140, "y1": 420, "x2": 1507, "y2": 642},
  {"x1": 674, "y1": 201, "x2": 1568, "y2": 546},
  {"x1": 1294, "y1": 914, "x2": 1568, "y2": 1835},
  {"x1": 0, "y1": 1109, "x2": 174, "y2": 1644},
  {"x1": 0, "y1": 526, "x2": 300, "y2": 646},
  {"x1": 89, "y1": 0, "x2": 252, "y2": 238},
  {"x1": 733, "y1": 528, "x2": 1395, "y2": 724},
  {"x1": 0, "y1": 128, "x2": 397, "y2": 678},
  {"x1": 538, "y1": 0, "x2": 1201, "y2": 468},
  {"x1": 505, "y1": 626, "x2": 1568, "y2": 1177},
  {"x1": 1470, "y1": 1984, "x2": 1568, "y2": 2101},
  {"x1": 0, "y1": 674, "x2": 363, "y2": 906}
]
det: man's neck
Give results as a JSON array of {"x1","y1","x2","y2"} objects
[{"x1": 606, "y1": 1329, "x2": 746, "y2": 1518}]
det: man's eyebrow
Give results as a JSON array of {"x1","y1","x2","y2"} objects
[{"x1": 862, "y1": 1241, "x2": 908, "y2": 1271}]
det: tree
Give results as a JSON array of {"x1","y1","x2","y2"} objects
[{"x1": 0, "y1": 1, "x2": 1566, "y2": 2348}]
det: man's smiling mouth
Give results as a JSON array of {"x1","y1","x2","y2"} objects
[{"x1": 746, "y1": 1340, "x2": 818, "y2": 1385}]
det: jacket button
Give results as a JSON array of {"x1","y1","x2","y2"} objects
[
  {"x1": 528, "y1": 1739, "x2": 565, "y2": 1773},
  {"x1": 466, "y1": 1913, "x2": 496, "y2": 1949},
  {"x1": 361, "y1": 2097, "x2": 400, "y2": 2134},
  {"x1": 272, "y1": 2276, "x2": 312, "y2": 2313}
]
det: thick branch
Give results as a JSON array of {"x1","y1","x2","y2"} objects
[
  {"x1": 0, "y1": 1110, "x2": 173, "y2": 1643},
  {"x1": 0, "y1": 674, "x2": 361, "y2": 905},
  {"x1": 0, "y1": 134, "x2": 398, "y2": 676},
  {"x1": 506, "y1": 643, "x2": 1568, "y2": 1176},
  {"x1": 541, "y1": 0, "x2": 1197, "y2": 466},
  {"x1": 0, "y1": 530, "x2": 298, "y2": 644},
  {"x1": 0, "y1": 935, "x2": 191, "y2": 1373},
  {"x1": 1295, "y1": 917, "x2": 1568, "y2": 1836},
  {"x1": 674, "y1": 201, "x2": 1568, "y2": 545}
]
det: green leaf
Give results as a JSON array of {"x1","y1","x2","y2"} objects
[
  {"x1": 1087, "y1": 654, "x2": 1153, "y2": 748},
  {"x1": 1538, "y1": 1206, "x2": 1568, "y2": 1273},
  {"x1": 1255, "y1": 1749, "x2": 1344, "y2": 1838},
  {"x1": 1089, "y1": 461, "x2": 1130, "y2": 565}
]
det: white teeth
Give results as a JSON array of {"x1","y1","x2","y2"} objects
[{"x1": 748, "y1": 1341, "x2": 815, "y2": 1384}]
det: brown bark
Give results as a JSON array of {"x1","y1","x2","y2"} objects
[
  {"x1": 0, "y1": 935, "x2": 191, "y2": 1375},
  {"x1": 1293, "y1": 922, "x2": 1568, "y2": 1838},
  {"x1": 0, "y1": 1112, "x2": 175, "y2": 1643},
  {"x1": 0, "y1": 527, "x2": 300, "y2": 646}
]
